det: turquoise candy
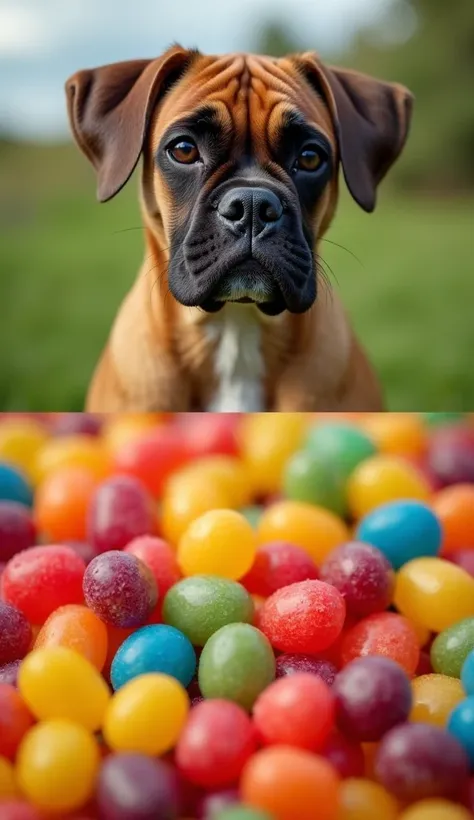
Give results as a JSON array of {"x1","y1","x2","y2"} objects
[
  {"x1": 305, "y1": 423, "x2": 377, "y2": 480},
  {"x1": 162, "y1": 575, "x2": 254, "y2": 647},
  {"x1": 215, "y1": 808, "x2": 275, "y2": 820},
  {"x1": 199, "y1": 623, "x2": 275, "y2": 710},
  {"x1": 283, "y1": 448, "x2": 346, "y2": 516},
  {"x1": 356, "y1": 500, "x2": 442, "y2": 570},
  {"x1": 0, "y1": 462, "x2": 33, "y2": 506},
  {"x1": 431, "y1": 617, "x2": 474, "y2": 678}
]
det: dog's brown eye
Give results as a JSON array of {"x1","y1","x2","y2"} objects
[
  {"x1": 297, "y1": 147, "x2": 323, "y2": 172},
  {"x1": 168, "y1": 139, "x2": 200, "y2": 165}
]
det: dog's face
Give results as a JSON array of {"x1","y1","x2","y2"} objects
[{"x1": 66, "y1": 47, "x2": 413, "y2": 316}]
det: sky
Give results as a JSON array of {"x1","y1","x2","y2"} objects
[{"x1": 0, "y1": 0, "x2": 396, "y2": 140}]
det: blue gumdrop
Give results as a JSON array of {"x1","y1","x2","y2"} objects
[
  {"x1": 356, "y1": 500, "x2": 442, "y2": 570},
  {"x1": 447, "y1": 696, "x2": 474, "y2": 767},
  {"x1": 462, "y1": 650, "x2": 474, "y2": 696},
  {"x1": 0, "y1": 462, "x2": 33, "y2": 506},
  {"x1": 110, "y1": 624, "x2": 196, "y2": 690}
]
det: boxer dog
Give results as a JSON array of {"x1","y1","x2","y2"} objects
[{"x1": 66, "y1": 46, "x2": 413, "y2": 411}]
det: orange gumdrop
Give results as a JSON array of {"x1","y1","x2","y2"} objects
[
  {"x1": 35, "y1": 605, "x2": 108, "y2": 671},
  {"x1": 35, "y1": 465, "x2": 98, "y2": 541},
  {"x1": 432, "y1": 485, "x2": 474, "y2": 554}
]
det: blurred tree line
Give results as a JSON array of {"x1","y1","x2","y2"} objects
[{"x1": 257, "y1": 0, "x2": 474, "y2": 193}]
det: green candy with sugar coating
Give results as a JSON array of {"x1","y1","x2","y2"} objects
[{"x1": 431, "y1": 617, "x2": 474, "y2": 678}]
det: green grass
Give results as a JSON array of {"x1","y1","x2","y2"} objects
[{"x1": 1, "y1": 141, "x2": 473, "y2": 410}]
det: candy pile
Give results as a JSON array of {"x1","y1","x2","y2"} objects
[{"x1": 1, "y1": 411, "x2": 474, "y2": 819}]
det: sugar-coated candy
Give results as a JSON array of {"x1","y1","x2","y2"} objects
[
  {"x1": 17, "y1": 719, "x2": 100, "y2": 813},
  {"x1": 34, "y1": 466, "x2": 97, "y2": 543},
  {"x1": 253, "y1": 672, "x2": 335, "y2": 751},
  {"x1": 447, "y1": 697, "x2": 474, "y2": 766},
  {"x1": 341, "y1": 612, "x2": 420, "y2": 675},
  {"x1": 241, "y1": 541, "x2": 318, "y2": 597},
  {"x1": 0, "y1": 684, "x2": 33, "y2": 759},
  {"x1": 356, "y1": 500, "x2": 442, "y2": 569},
  {"x1": 87, "y1": 476, "x2": 156, "y2": 553},
  {"x1": 0, "y1": 501, "x2": 36, "y2": 562},
  {"x1": 320, "y1": 732, "x2": 365, "y2": 778},
  {"x1": 283, "y1": 448, "x2": 346, "y2": 516},
  {"x1": 198, "y1": 623, "x2": 275, "y2": 710},
  {"x1": 320, "y1": 542, "x2": 394, "y2": 616},
  {"x1": 259, "y1": 580, "x2": 345, "y2": 654},
  {"x1": 398, "y1": 799, "x2": 473, "y2": 820},
  {"x1": 176, "y1": 700, "x2": 257, "y2": 788},
  {"x1": 395, "y1": 557, "x2": 474, "y2": 632},
  {"x1": 411, "y1": 674, "x2": 465, "y2": 726},
  {"x1": 110, "y1": 624, "x2": 196, "y2": 690},
  {"x1": 178, "y1": 509, "x2": 257, "y2": 580},
  {"x1": 347, "y1": 455, "x2": 430, "y2": 519},
  {"x1": 163, "y1": 575, "x2": 254, "y2": 647},
  {"x1": 0, "y1": 601, "x2": 32, "y2": 665},
  {"x1": 275, "y1": 654, "x2": 337, "y2": 687},
  {"x1": 0, "y1": 463, "x2": 33, "y2": 506},
  {"x1": 96, "y1": 753, "x2": 181, "y2": 820},
  {"x1": 374, "y1": 723, "x2": 469, "y2": 801},
  {"x1": 18, "y1": 646, "x2": 110, "y2": 731},
  {"x1": 256, "y1": 501, "x2": 349, "y2": 564},
  {"x1": 336, "y1": 777, "x2": 398, "y2": 820},
  {"x1": 431, "y1": 618, "x2": 474, "y2": 678},
  {"x1": 34, "y1": 604, "x2": 108, "y2": 671},
  {"x1": 82, "y1": 550, "x2": 157, "y2": 628}
]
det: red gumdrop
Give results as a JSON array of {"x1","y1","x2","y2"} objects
[
  {"x1": 0, "y1": 683, "x2": 34, "y2": 759},
  {"x1": 175, "y1": 699, "x2": 257, "y2": 788},
  {"x1": 241, "y1": 541, "x2": 319, "y2": 597},
  {"x1": 321, "y1": 732, "x2": 365, "y2": 778},
  {"x1": 341, "y1": 612, "x2": 420, "y2": 676},
  {"x1": 320, "y1": 542, "x2": 394, "y2": 617},
  {"x1": 0, "y1": 501, "x2": 36, "y2": 562},
  {"x1": 87, "y1": 476, "x2": 157, "y2": 553},
  {"x1": 176, "y1": 414, "x2": 240, "y2": 458},
  {"x1": 83, "y1": 551, "x2": 157, "y2": 628},
  {"x1": 0, "y1": 601, "x2": 32, "y2": 664},
  {"x1": 258, "y1": 580, "x2": 346, "y2": 654},
  {"x1": 124, "y1": 536, "x2": 182, "y2": 599},
  {"x1": 113, "y1": 428, "x2": 191, "y2": 498},
  {"x1": 0, "y1": 545, "x2": 85, "y2": 624},
  {"x1": 253, "y1": 672, "x2": 335, "y2": 751},
  {"x1": 275, "y1": 654, "x2": 337, "y2": 687},
  {"x1": 0, "y1": 803, "x2": 42, "y2": 820}
]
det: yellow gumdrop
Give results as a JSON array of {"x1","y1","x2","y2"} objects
[
  {"x1": 398, "y1": 798, "x2": 473, "y2": 820},
  {"x1": 162, "y1": 479, "x2": 231, "y2": 545},
  {"x1": 103, "y1": 673, "x2": 189, "y2": 755},
  {"x1": 18, "y1": 646, "x2": 110, "y2": 731},
  {"x1": 178, "y1": 509, "x2": 257, "y2": 579},
  {"x1": 347, "y1": 455, "x2": 431, "y2": 519},
  {"x1": 240, "y1": 413, "x2": 308, "y2": 495},
  {"x1": 394, "y1": 557, "x2": 474, "y2": 632},
  {"x1": 33, "y1": 435, "x2": 111, "y2": 484},
  {"x1": 17, "y1": 719, "x2": 99, "y2": 813},
  {"x1": 411, "y1": 674, "x2": 465, "y2": 726},
  {"x1": 337, "y1": 777, "x2": 398, "y2": 820},
  {"x1": 0, "y1": 419, "x2": 49, "y2": 482},
  {"x1": 257, "y1": 500, "x2": 349, "y2": 565},
  {"x1": 0, "y1": 755, "x2": 18, "y2": 799}
]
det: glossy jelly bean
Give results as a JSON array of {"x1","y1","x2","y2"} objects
[
  {"x1": 363, "y1": 414, "x2": 427, "y2": 458},
  {"x1": 334, "y1": 657, "x2": 412, "y2": 741},
  {"x1": 256, "y1": 501, "x2": 349, "y2": 565},
  {"x1": 33, "y1": 435, "x2": 111, "y2": 484},
  {"x1": 178, "y1": 510, "x2": 257, "y2": 580},
  {"x1": 433, "y1": 485, "x2": 474, "y2": 554},
  {"x1": 240, "y1": 746, "x2": 340, "y2": 820},
  {"x1": 283, "y1": 449, "x2": 346, "y2": 516},
  {"x1": 394, "y1": 558, "x2": 474, "y2": 632},
  {"x1": 97, "y1": 753, "x2": 181, "y2": 820},
  {"x1": 374, "y1": 723, "x2": 469, "y2": 801},
  {"x1": 0, "y1": 419, "x2": 48, "y2": 481},
  {"x1": 169, "y1": 455, "x2": 250, "y2": 509},
  {"x1": 104, "y1": 673, "x2": 189, "y2": 755},
  {"x1": 163, "y1": 576, "x2": 254, "y2": 646},
  {"x1": 0, "y1": 502, "x2": 36, "y2": 562},
  {"x1": 176, "y1": 699, "x2": 257, "y2": 788},
  {"x1": 0, "y1": 601, "x2": 32, "y2": 665},
  {"x1": 356, "y1": 500, "x2": 442, "y2": 569},
  {"x1": 111, "y1": 624, "x2": 196, "y2": 689},
  {"x1": 275, "y1": 654, "x2": 337, "y2": 687},
  {"x1": 320, "y1": 733, "x2": 365, "y2": 778},
  {"x1": 214, "y1": 809, "x2": 273, "y2": 820},
  {"x1": 87, "y1": 476, "x2": 156, "y2": 553},
  {"x1": 320, "y1": 542, "x2": 394, "y2": 616},
  {"x1": 19, "y1": 646, "x2": 110, "y2": 730},
  {"x1": 347, "y1": 455, "x2": 430, "y2": 519},
  {"x1": 0, "y1": 463, "x2": 32, "y2": 506},
  {"x1": 411, "y1": 674, "x2": 465, "y2": 726},
  {"x1": 427, "y1": 426, "x2": 474, "y2": 486},
  {"x1": 448, "y1": 697, "x2": 474, "y2": 766},
  {"x1": 1, "y1": 545, "x2": 85, "y2": 624},
  {"x1": 35, "y1": 466, "x2": 97, "y2": 542},
  {"x1": 336, "y1": 777, "x2": 398, "y2": 820},
  {"x1": 240, "y1": 413, "x2": 307, "y2": 495},
  {"x1": 34, "y1": 604, "x2": 108, "y2": 671},
  {"x1": 83, "y1": 551, "x2": 157, "y2": 628},
  {"x1": 259, "y1": 580, "x2": 346, "y2": 655},
  {"x1": 462, "y1": 650, "x2": 474, "y2": 695},
  {"x1": 398, "y1": 800, "x2": 473, "y2": 820},
  {"x1": 17, "y1": 719, "x2": 100, "y2": 813},
  {"x1": 113, "y1": 427, "x2": 190, "y2": 497},
  {"x1": 51, "y1": 413, "x2": 102, "y2": 437},
  {"x1": 253, "y1": 672, "x2": 335, "y2": 751},
  {"x1": 0, "y1": 684, "x2": 33, "y2": 759},
  {"x1": 431, "y1": 618, "x2": 474, "y2": 678},
  {"x1": 198, "y1": 623, "x2": 275, "y2": 710},
  {"x1": 241, "y1": 541, "x2": 318, "y2": 598},
  {"x1": 305, "y1": 423, "x2": 377, "y2": 479},
  {"x1": 341, "y1": 612, "x2": 419, "y2": 675},
  {"x1": 162, "y1": 481, "x2": 232, "y2": 547},
  {"x1": 124, "y1": 536, "x2": 182, "y2": 599}
]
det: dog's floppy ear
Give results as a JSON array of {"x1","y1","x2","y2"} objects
[
  {"x1": 299, "y1": 53, "x2": 414, "y2": 212},
  {"x1": 65, "y1": 45, "x2": 194, "y2": 202}
]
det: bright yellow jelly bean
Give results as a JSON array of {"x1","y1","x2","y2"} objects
[
  {"x1": 0, "y1": 755, "x2": 18, "y2": 799},
  {"x1": 398, "y1": 798, "x2": 473, "y2": 820},
  {"x1": 240, "y1": 413, "x2": 308, "y2": 495},
  {"x1": 17, "y1": 719, "x2": 100, "y2": 813},
  {"x1": 33, "y1": 435, "x2": 111, "y2": 484},
  {"x1": 0, "y1": 419, "x2": 49, "y2": 481},
  {"x1": 18, "y1": 646, "x2": 110, "y2": 731},
  {"x1": 170, "y1": 456, "x2": 251, "y2": 508},
  {"x1": 103, "y1": 673, "x2": 189, "y2": 755},
  {"x1": 162, "y1": 480, "x2": 231, "y2": 545},
  {"x1": 347, "y1": 455, "x2": 431, "y2": 519},
  {"x1": 411, "y1": 674, "x2": 465, "y2": 727},
  {"x1": 394, "y1": 557, "x2": 474, "y2": 632},
  {"x1": 178, "y1": 509, "x2": 257, "y2": 579},
  {"x1": 336, "y1": 777, "x2": 398, "y2": 820},
  {"x1": 257, "y1": 500, "x2": 349, "y2": 565}
]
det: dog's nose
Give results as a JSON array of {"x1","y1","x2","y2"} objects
[{"x1": 217, "y1": 187, "x2": 284, "y2": 235}]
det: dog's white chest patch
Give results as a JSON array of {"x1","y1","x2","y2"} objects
[{"x1": 205, "y1": 305, "x2": 264, "y2": 412}]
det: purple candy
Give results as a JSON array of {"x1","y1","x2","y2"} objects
[
  {"x1": 97, "y1": 753, "x2": 180, "y2": 820},
  {"x1": 196, "y1": 788, "x2": 240, "y2": 818},
  {"x1": 320, "y1": 541, "x2": 394, "y2": 617},
  {"x1": 333, "y1": 656, "x2": 412, "y2": 742},
  {"x1": 0, "y1": 659, "x2": 21, "y2": 686},
  {"x1": 275, "y1": 654, "x2": 337, "y2": 687},
  {"x1": 375, "y1": 723, "x2": 469, "y2": 801},
  {"x1": 87, "y1": 476, "x2": 155, "y2": 553},
  {"x1": 83, "y1": 551, "x2": 158, "y2": 628},
  {"x1": 0, "y1": 600, "x2": 32, "y2": 665},
  {"x1": 0, "y1": 501, "x2": 36, "y2": 562},
  {"x1": 52, "y1": 413, "x2": 102, "y2": 437},
  {"x1": 427, "y1": 425, "x2": 474, "y2": 486}
]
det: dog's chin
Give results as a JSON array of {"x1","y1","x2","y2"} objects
[{"x1": 199, "y1": 262, "x2": 288, "y2": 316}]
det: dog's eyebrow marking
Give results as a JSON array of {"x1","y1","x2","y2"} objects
[{"x1": 172, "y1": 105, "x2": 223, "y2": 135}]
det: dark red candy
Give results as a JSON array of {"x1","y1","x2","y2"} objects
[
  {"x1": 321, "y1": 732, "x2": 365, "y2": 778},
  {"x1": 97, "y1": 753, "x2": 180, "y2": 820},
  {"x1": 87, "y1": 476, "x2": 156, "y2": 553},
  {"x1": 241, "y1": 541, "x2": 318, "y2": 597},
  {"x1": 0, "y1": 501, "x2": 36, "y2": 562},
  {"x1": 320, "y1": 541, "x2": 394, "y2": 617},
  {"x1": 275, "y1": 654, "x2": 337, "y2": 687},
  {"x1": 427, "y1": 425, "x2": 474, "y2": 486},
  {"x1": 83, "y1": 551, "x2": 158, "y2": 628},
  {"x1": 0, "y1": 601, "x2": 32, "y2": 665}
]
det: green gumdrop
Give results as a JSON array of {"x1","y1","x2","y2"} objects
[
  {"x1": 162, "y1": 575, "x2": 254, "y2": 647},
  {"x1": 199, "y1": 623, "x2": 275, "y2": 710},
  {"x1": 431, "y1": 617, "x2": 474, "y2": 677},
  {"x1": 305, "y1": 423, "x2": 377, "y2": 480},
  {"x1": 215, "y1": 807, "x2": 275, "y2": 820},
  {"x1": 423, "y1": 412, "x2": 466, "y2": 427},
  {"x1": 240, "y1": 506, "x2": 264, "y2": 528},
  {"x1": 283, "y1": 448, "x2": 347, "y2": 516}
]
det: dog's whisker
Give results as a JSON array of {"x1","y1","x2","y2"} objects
[{"x1": 321, "y1": 238, "x2": 365, "y2": 269}]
